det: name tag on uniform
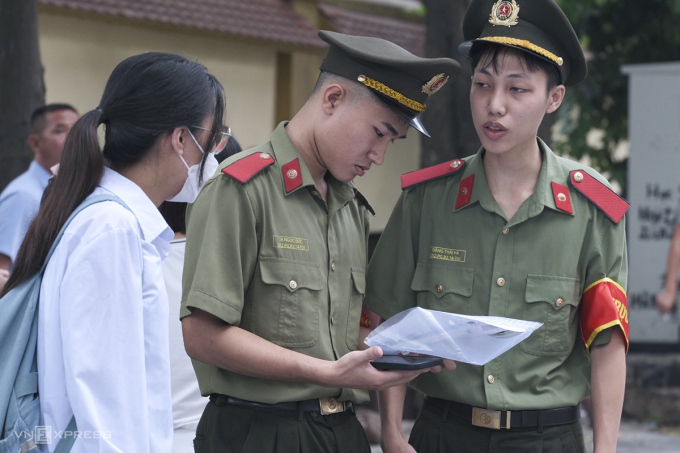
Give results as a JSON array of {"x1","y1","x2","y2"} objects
[
  {"x1": 273, "y1": 235, "x2": 309, "y2": 251},
  {"x1": 429, "y1": 246, "x2": 466, "y2": 262}
]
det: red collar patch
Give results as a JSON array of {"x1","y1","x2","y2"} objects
[
  {"x1": 455, "y1": 174, "x2": 474, "y2": 209},
  {"x1": 401, "y1": 159, "x2": 465, "y2": 189},
  {"x1": 222, "y1": 152, "x2": 274, "y2": 184},
  {"x1": 282, "y1": 159, "x2": 303, "y2": 193},
  {"x1": 551, "y1": 181, "x2": 573, "y2": 215},
  {"x1": 569, "y1": 170, "x2": 629, "y2": 223}
]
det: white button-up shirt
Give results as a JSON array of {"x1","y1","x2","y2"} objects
[
  {"x1": 38, "y1": 167, "x2": 174, "y2": 452},
  {"x1": 0, "y1": 160, "x2": 51, "y2": 265}
]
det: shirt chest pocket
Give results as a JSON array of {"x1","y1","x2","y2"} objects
[
  {"x1": 521, "y1": 275, "x2": 582, "y2": 356},
  {"x1": 411, "y1": 263, "x2": 474, "y2": 314},
  {"x1": 253, "y1": 259, "x2": 323, "y2": 348}
]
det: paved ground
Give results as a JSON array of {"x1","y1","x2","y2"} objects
[
  {"x1": 584, "y1": 419, "x2": 680, "y2": 453},
  {"x1": 370, "y1": 418, "x2": 680, "y2": 452}
]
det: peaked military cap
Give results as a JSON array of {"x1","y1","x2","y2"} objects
[
  {"x1": 318, "y1": 30, "x2": 461, "y2": 137},
  {"x1": 458, "y1": 0, "x2": 587, "y2": 86}
]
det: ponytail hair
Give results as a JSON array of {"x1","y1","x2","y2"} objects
[{"x1": 2, "y1": 52, "x2": 224, "y2": 296}]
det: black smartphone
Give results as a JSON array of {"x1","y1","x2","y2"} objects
[{"x1": 371, "y1": 355, "x2": 443, "y2": 371}]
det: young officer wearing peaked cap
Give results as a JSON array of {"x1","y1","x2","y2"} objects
[
  {"x1": 180, "y1": 31, "x2": 459, "y2": 453},
  {"x1": 364, "y1": 1, "x2": 630, "y2": 452}
]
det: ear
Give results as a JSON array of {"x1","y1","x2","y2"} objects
[
  {"x1": 27, "y1": 134, "x2": 40, "y2": 153},
  {"x1": 321, "y1": 83, "x2": 347, "y2": 115},
  {"x1": 169, "y1": 126, "x2": 187, "y2": 155},
  {"x1": 546, "y1": 85, "x2": 566, "y2": 114}
]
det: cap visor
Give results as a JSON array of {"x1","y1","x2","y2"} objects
[{"x1": 409, "y1": 116, "x2": 430, "y2": 137}]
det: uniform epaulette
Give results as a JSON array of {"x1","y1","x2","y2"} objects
[
  {"x1": 355, "y1": 190, "x2": 375, "y2": 216},
  {"x1": 569, "y1": 170, "x2": 629, "y2": 224},
  {"x1": 222, "y1": 152, "x2": 275, "y2": 184},
  {"x1": 401, "y1": 159, "x2": 465, "y2": 190}
]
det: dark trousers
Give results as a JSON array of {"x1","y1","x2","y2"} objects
[
  {"x1": 409, "y1": 400, "x2": 586, "y2": 453},
  {"x1": 193, "y1": 399, "x2": 371, "y2": 453}
]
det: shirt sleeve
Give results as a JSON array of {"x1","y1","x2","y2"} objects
[
  {"x1": 365, "y1": 188, "x2": 422, "y2": 320},
  {"x1": 181, "y1": 175, "x2": 259, "y2": 324},
  {"x1": 0, "y1": 189, "x2": 40, "y2": 262},
  {"x1": 580, "y1": 215, "x2": 629, "y2": 351},
  {"x1": 58, "y1": 225, "x2": 157, "y2": 452}
]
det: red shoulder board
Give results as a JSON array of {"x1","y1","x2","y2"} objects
[
  {"x1": 222, "y1": 152, "x2": 275, "y2": 184},
  {"x1": 569, "y1": 170, "x2": 629, "y2": 223},
  {"x1": 401, "y1": 159, "x2": 465, "y2": 190}
]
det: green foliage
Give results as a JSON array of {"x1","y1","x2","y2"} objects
[{"x1": 555, "y1": 0, "x2": 680, "y2": 194}]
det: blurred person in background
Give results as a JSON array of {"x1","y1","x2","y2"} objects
[{"x1": 0, "y1": 104, "x2": 78, "y2": 271}]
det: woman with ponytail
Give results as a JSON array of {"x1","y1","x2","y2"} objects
[{"x1": 2, "y1": 52, "x2": 227, "y2": 452}]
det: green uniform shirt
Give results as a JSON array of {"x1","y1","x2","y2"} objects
[
  {"x1": 181, "y1": 122, "x2": 371, "y2": 405},
  {"x1": 365, "y1": 139, "x2": 627, "y2": 410}
]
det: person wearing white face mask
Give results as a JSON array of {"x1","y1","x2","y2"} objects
[
  {"x1": 2, "y1": 52, "x2": 227, "y2": 453},
  {"x1": 167, "y1": 126, "x2": 229, "y2": 203}
]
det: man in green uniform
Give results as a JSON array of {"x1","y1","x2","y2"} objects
[
  {"x1": 180, "y1": 31, "x2": 460, "y2": 452},
  {"x1": 364, "y1": 1, "x2": 629, "y2": 452}
]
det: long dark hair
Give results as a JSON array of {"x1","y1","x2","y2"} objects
[{"x1": 2, "y1": 52, "x2": 225, "y2": 296}]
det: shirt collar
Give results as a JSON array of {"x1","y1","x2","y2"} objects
[
  {"x1": 453, "y1": 138, "x2": 573, "y2": 218},
  {"x1": 534, "y1": 138, "x2": 573, "y2": 215},
  {"x1": 28, "y1": 160, "x2": 52, "y2": 190},
  {"x1": 98, "y1": 167, "x2": 174, "y2": 258},
  {"x1": 269, "y1": 122, "x2": 356, "y2": 204}
]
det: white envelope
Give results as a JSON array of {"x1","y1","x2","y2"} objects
[{"x1": 364, "y1": 307, "x2": 542, "y2": 366}]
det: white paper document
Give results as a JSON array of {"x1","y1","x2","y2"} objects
[{"x1": 364, "y1": 307, "x2": 542, "y2": 366}]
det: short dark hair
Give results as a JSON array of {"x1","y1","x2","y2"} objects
[
  {"x1": 470, "y1": 42, "x2": 562, "y2": 92},
  {"x1": 158, "y1": 201, "x2": 187, "y2": 235},
  {"x1": 30, "y1": 103, "x2": 78, "y2": 134}
]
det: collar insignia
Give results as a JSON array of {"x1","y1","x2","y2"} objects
[
  {"x1": 489, "y1": 0, "x2": 520, "y2": 27},
  {"x1": 422, "y1": 73, "x2": 449, "y2": 95}
]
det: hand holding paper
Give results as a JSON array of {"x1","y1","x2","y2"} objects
[{"x1": 364, "y1": 307, "x2": 542, "y2": 366}]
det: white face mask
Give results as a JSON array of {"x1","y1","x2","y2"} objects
[{"x1": 166, "y1": 131, "x2": 219, "y2": 203}]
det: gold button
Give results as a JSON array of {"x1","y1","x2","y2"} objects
[
  {"x1": 487, "y1": 374, "x2": 495, "y2": 384},
  {"x1": 331, "y1": 315, "x2": 336, "y2": 325},
  {"x1": 574, "y1": 172, "x2": 584, "y2": 183},
  {"x1": 461, "y1": 187, "x2": 469, "y2": 195},
  {"x1": 557, "y1": 57, "x2": 564, "y2": 66},
  {"x1": 497, "y1": 277, "x2": 505, "y2": 287},
  {"x1": 259, "y1": 153, "x2": 270, "y2": 159},
  {"x1": 312, "y1": 190, "x2": 319, "y2": 197},
  {"x1": 287, "y1": 169, "x2": 298, "y2": 179},
  {"x1": 557, "y1": 193, "x2": 567, "y2": 202},
  {"x1": 289, "y1": 280, "x2": 298, "y2": 290},
  {"x1": 357, "y1": 75, "x2": 366, "y2": 82},
  {"x1": 331, "y1": 261, "x2": 336, "y2": 271},
  {"x1": 556, "y1": 298, "x2": 564, "y2": 307},
  {"x1": 450, "y1": 160, "x2": 461, "y2": 169},
  {"x1": 502, "y1": 228, "x2": 509, "y2": 235},
  {"x1": 435, "y1": 284, "x2": 443, "y2": 293}
]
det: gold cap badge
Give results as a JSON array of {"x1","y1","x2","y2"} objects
[
  {"x1": 422, "y1": 73, "x2": 449, "y2": 95},
  {"x1": 489, "y1": 0, "x2": 520, "y2": 27}
]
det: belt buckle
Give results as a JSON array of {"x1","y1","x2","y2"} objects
[
  {"x1": 471, "y1": 407, "x2": 506, "y2": 429},
  {"x1": 319, "y1": 397, "x2": 344, "y2": 415}
]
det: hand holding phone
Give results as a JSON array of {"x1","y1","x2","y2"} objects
[{"x1": 371, "y1": 355, "x2": 443, "y2": 371}]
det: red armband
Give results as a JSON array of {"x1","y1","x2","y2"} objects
[
  {"x1": 580, "y1": 278, "x2": 629, "y2": 353},
  {"x1": 360, "y1": 309, "x2": 381, "y2": 330},
  {"x1": 360, "y1": 310, "x2": 372, "y2": 329}
]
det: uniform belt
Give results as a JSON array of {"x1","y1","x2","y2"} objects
[
  {"x1": 210, "y1": 394, "x2": 354, "y2": 415},
  {"x1": 424, "y1": 396, "x2": 580, "y2": 430}
]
